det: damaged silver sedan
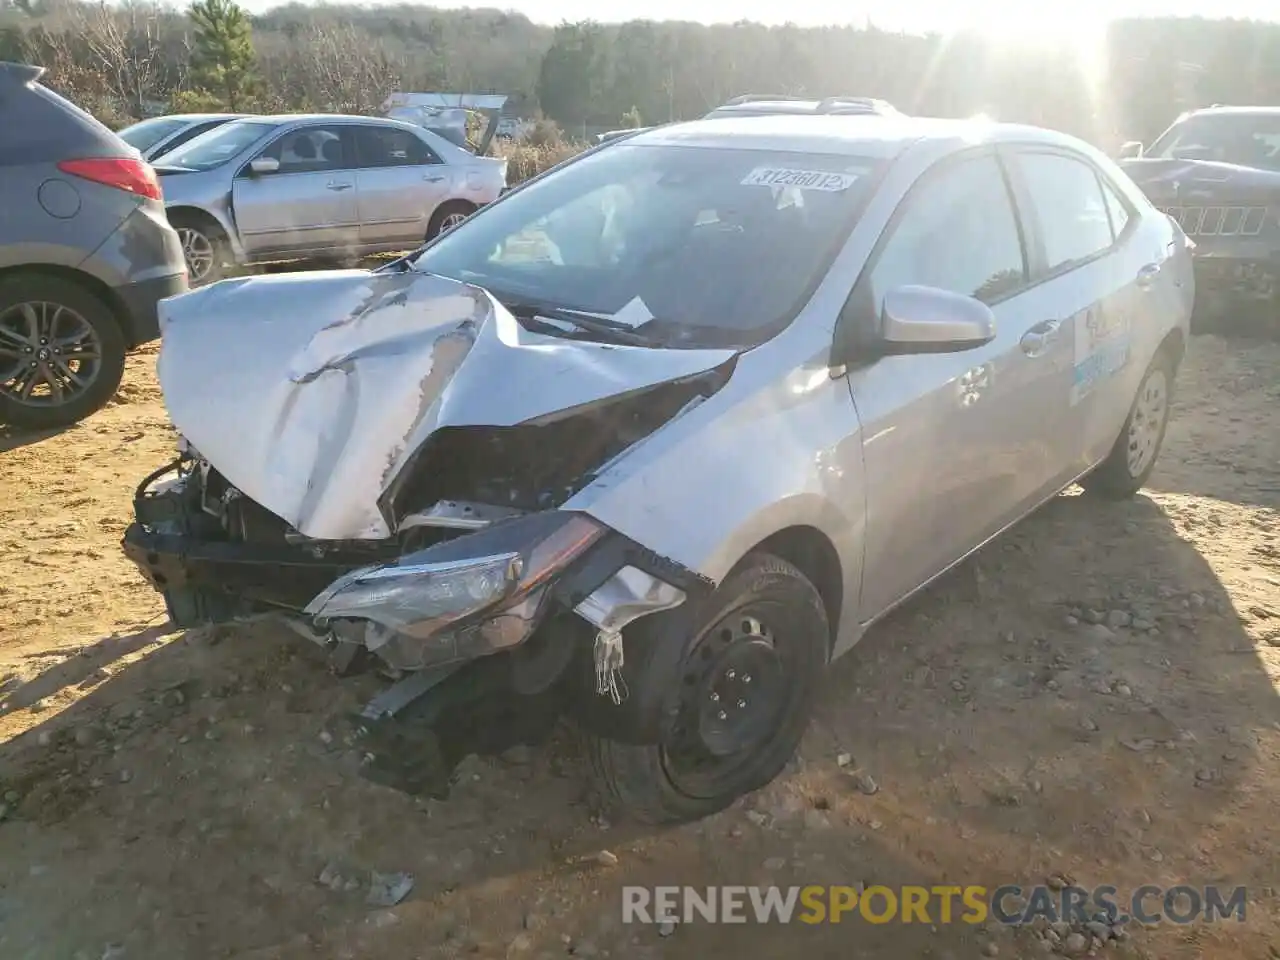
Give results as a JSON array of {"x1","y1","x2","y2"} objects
[{"x1": 123, "y1": 115, "x2": 1194, "y2": 822}]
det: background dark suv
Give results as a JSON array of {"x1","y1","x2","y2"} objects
[{"x1": 0, "y1": 61, "x2": 187, "y2": 430}]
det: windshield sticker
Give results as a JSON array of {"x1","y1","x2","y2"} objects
[
  {"x1": 741, "y1": 167, "x2": 859, "y2": 191},
  {"x1": 1070, "y1": 305, "x2": 1131, "y2": 407},
  {"x1": 610, "y1": 296, "x2": 655, "y2": 329}
]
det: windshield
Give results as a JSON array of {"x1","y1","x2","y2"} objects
[
  {"x1": 412, "y1": 143, "x2": 880, "y2": 346},
  {"x1": 1148, "y1": 113, "x2": 1280, "y2": 171},
  {"x1": 153, "y1": 120, "x2": 277, "y2": 171},
  {"x1": 118, "y1": 117, "x2": 189, "y2": 153}
]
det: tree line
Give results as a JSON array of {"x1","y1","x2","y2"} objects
[{"x1": 3, "y1": 0, "x2": 1280, "y2": 148}]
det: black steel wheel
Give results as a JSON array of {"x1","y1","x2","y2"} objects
[{"x1": 589, "y1": 551, "x2": 830, "y2": 824}]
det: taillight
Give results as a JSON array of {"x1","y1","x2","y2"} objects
[{"x1": 57, "y1": 157, "x2": 163, "y2": 201}]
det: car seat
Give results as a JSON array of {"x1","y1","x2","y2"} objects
[{"x1": 281, "y1": 135, "x2": 316, "y2": 169}]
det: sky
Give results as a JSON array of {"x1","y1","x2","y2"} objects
[{"x1": 239, "y1": 0, "x2": 1280, "y2": 33}]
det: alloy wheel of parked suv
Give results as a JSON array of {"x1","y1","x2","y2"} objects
[{"x1": 0, "y1": 276, "x2": 126, "y2": 430}]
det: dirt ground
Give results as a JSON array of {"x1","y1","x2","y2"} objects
[{"x1": 1, "y1": 333, "x2": 1278, "y2": 960}]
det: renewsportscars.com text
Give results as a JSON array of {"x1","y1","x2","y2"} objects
[{"x1": 622, "y1": 884, "x2": 1248, "y2": 926}]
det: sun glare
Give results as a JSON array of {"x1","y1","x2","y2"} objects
[{"x1": 969, "y1": 8, "x2": 1105, "y2": 48}]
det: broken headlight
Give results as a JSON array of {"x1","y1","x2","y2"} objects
[{"x1": 305, "y1": 511, "x2": 605, "y2": 646}]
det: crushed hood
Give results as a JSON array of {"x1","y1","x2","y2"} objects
[
  {"x1": 1120, "y1": 156, "x2": 1280, "y2": 205},
  {"x1": 156, "y1": 269, "x2": 734, "y2": 541}
]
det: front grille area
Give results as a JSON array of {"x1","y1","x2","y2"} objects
[{"x1": 1157, "y1": 204, "x2": 1268, "y2": 237}]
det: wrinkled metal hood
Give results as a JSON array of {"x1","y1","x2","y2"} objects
[{"x1": 156, "y1": 270, "x2": 734, "y2": 541}]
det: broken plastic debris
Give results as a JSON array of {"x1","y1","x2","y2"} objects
[
  {"x1": 593, "y1": 629, "x2": 628, "y2": 705},
  {"x1": 366, "y1": 870, "x2": 415, "y2": 907}
]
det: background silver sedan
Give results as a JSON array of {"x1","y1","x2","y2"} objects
[
  {"x1": 151, "y1": 114, "x2": 508, "y2": 284},
  {"x1": 116, "y1": 113, "x2": 246, "y2": 162}
]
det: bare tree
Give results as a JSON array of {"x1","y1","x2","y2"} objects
[
  {"x1": 257, "y1": 21, "x2": 403, "y2": 113},
  {"x1": 72, "y1": 0, "x2": 165, "y2": 119}
]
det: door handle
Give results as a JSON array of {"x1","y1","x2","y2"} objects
[
  {"x1": 422, "y1": 174, "x2": 446, "y2": 183},
  {"x1": 1019, "y1": 318, "x2": 1062, "y2": 358},
  {"x1": 326, "y1": 181, "x2": 353, "y2": 191},
  {"x1": 1136, "y1": 262, "x2": 1161, "y2": 289}
]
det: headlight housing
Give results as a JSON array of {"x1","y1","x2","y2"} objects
[{"x1": 305, "y1": 511, "x2": 605, "y2": 659}]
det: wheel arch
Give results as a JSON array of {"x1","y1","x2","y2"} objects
[
  {"x1": 166, "y1": 204, "x2": 228, "y2": 236},
  {"x1": 740, "y1": 525, "x2": 844, "y2": 649},
  {"x1": 0, "y1": 263, "x2": 132, "y2": 344},
  {"x1": 165, "y1": 204, "x2": 242, "y2": 260},
  {"x1": 427, "y1": 198, "x2": 478, "y2": 238},
  {"x1": 1158, "y1": 326, "x2": 1185, "y2": 373}
]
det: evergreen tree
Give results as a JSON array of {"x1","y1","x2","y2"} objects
[{"x1": 188, "y1": 0, "x2": 254, "y2": 111}]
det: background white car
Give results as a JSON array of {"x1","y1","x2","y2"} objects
[{"x1": 151, "y1": 114, "x2": 508, "y2": 284}]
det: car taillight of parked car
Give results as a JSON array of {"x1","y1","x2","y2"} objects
[{"x1": 56, "y1": 157, "x2": 163, "y2": 201}]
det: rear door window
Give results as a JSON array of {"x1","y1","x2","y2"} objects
[
  {"x1": 354, "y1": 126, "x2": 440, "y2": 167},
  {"x1": 1012, "y1": 152, "x2": 1116, "y2": 273}
]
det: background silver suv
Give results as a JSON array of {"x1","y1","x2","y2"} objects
[
  {"x1": 152, "y1": 114, "x2": 509, "y2": 284},
  {"x1": 0, "y1": 61, "x2": 187, "y2": 430}
]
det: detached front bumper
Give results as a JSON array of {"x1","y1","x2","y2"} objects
[
  {"x1": 121, "y1": 459, "x2": 397, "y2": 623},
  {"x1": 122, "y1": 523, "x2": 369, "y2": 614},
  {"x1": 120, "y1": 461, "x2": 705, "y2": 683}
]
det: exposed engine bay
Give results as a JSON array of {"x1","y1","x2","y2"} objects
[{"x1": 385, "y1": 366, "x2": 729, "y2": 522}]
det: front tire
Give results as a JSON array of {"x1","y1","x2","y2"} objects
[
  {"x1": 1080, "y1": 349, "x2": 1175, "y2": 499},
  {"x1": 171, "y1": 214, "x2": 230, "y2": 286},
  {"x1": 0, "y1": 274, "x2": 126, "y2": 430},
  {"x1": 588, "y1": 552, "x2": 829, "y2": 824}
]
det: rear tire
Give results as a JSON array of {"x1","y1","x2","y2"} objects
[
  {"x1": 588, "y1": 552, "x2": 829, "y2": 824},
  {"x1": 426, "y1": 201, "x2": 476, "y2": 240},
  {"x1": 170, "y1": 213, "x2": 230, "y2": 286},
  {"x1": 0, "y1": 274, "x2": 126, "y2": 430},
  {"x1": 1080, "y1": 349, "x2": 1175, "y2": 499}
]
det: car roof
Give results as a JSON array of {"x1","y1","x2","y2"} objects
[
  {"x1": 1180, "y1": 105, "x2": 1280, "y2": 118},
  {"x1": 626, "y1": 114, "x2": 1085, "y2": 159},
  {"x1": 252, "y1": 113, "x2": 418, "y2": 126},
  {"x1": 716, "y1": 100, "x2": 825, "y2": 112},
  {"x1": 126, "y1": 113, "x2": 243, "y2": 126},
  {"x1": 167, "y1": 113, "x2": 245, "y2": 122},
  {"x1": 708, "y1": 98, "x2": 896, "y2": 116}
]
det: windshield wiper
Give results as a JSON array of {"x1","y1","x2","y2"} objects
[{"x1": 502, "y1": 300, "x2": 657, "y2": 347}]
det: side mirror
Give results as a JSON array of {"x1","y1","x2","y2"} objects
[
  {"x1": 878, "y1": 285, "x2": 996, "y2": 354},
  {"x1": 1118, "y1": 140, "x2": 1144, "y2": 160},
  {"x1": 249, "y1": 156, "x2": 280, "y2": 175}
]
